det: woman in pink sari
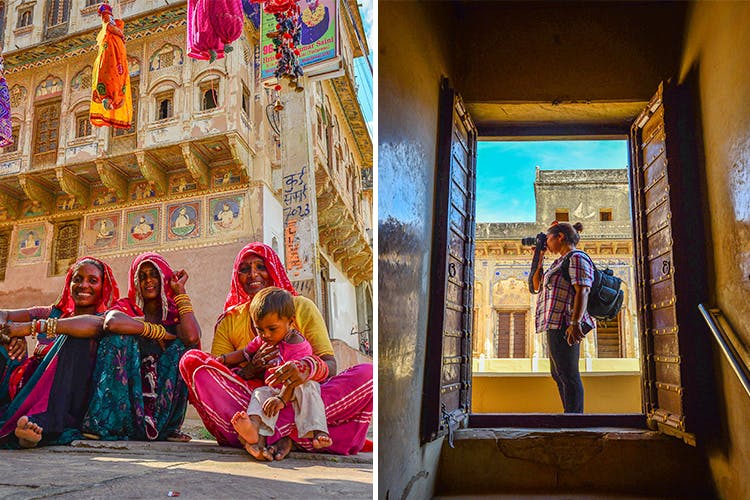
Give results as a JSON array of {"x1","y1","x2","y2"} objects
[{"x1": 179, "y1": 242, "x2": 372, "y2": 460}]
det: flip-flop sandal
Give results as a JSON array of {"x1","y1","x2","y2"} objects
[{"x1": 166, "y1": 430, "x2": 192, "y2": 442}]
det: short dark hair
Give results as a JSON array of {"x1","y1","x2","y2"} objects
[
  {"x1": 248, "y1": 286, "x2": 296, "y2": 324},
  {"x1": 547, "y1": 221, "x2": 584, "y2": 245}
]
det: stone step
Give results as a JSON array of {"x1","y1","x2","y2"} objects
[{"x1": 435, "y1": 428, "x2": 715, "y2": 498}]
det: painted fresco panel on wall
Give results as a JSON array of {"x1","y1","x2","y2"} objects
[
  {"x1": 21, "y1": 200, "x2": 46, "y2": 217},
  {"x1": 130, "y1": 180, "x2": 156, "y2": 201},
  {"x1": 126, "y1": 206, "x2": 160, "y2": 246},
  {"x1": 91, "y1": 186, "x2": 119, "y2": 207},
  {"x1": 169, "y1": 173, "x2": 198, "y2": 193},
  {"x1": 166, "y1": 200, "x2": 201, "y2": 241},
  {"x1": 16, "y1": 224, "x2": 46, "y2": 262},
  {"x1": 56, "y1": 194, "x2": 81, "y2": 211},
  {"x1": 83, "y1": 212, "x2": 120, "y2": 252},
  {"x1": 212, "y1": 167, "x2": 243, "y2": 188},
  {"x1": 208, "y1": 194, "x2": 244, "y2": 235}
]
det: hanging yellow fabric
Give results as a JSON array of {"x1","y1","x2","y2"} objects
[{"x1": 90, "y1": 4, "x2": 132, "y2": 129}]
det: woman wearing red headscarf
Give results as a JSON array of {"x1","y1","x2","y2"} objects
[
  {"x1": 82, "y1": 252, "x2": 201, "y2": 441},
  {"x1": 179, "y1": 242, "x2": 372, "y2": 460},
  {"x1": 0, "y1": 257, "x2": 119, "y2": 448}
]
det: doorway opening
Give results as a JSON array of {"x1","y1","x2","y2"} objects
[{"x1": 471, "y1": 139, "x2": 641, "y2": 414}]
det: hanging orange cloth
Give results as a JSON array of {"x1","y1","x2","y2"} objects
[{"x1": 90, "y1": 3, "x2": 132, "y2": 128}]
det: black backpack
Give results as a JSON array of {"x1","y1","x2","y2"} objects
[{"x1": 561, "y1": 250, "x2": 624, "y2": 321}]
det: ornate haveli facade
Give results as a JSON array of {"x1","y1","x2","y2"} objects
[
  {"x1": 474, "y1": 168, "x2": 638, "y2": 372},
  {"x1": 0, "y1": 0, "x2": 372, "y2": 354}
]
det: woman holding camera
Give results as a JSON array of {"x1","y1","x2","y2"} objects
[{"x1": 532, "y1": 221, "x2": 594, "y2": 413}]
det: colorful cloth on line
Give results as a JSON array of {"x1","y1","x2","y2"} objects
[
  {"x1": 187, "y1": 0, "x2": 244, "y2": 61},
  {"x1": 179, "y1": 350, "x2": 373, "y2": 454},
  {"x1": 0, "y1": 56, "x2": 12, "y2": 148},
  {"x1": 535, "y1": 250, "x2": 595, "y2": 334},
  {"x1": 90, "y1": 14, "x2": 132, "y2": 128}
]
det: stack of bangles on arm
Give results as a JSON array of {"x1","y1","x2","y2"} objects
[
  {"x1": 173, "y1": 293, "x2": 193, "y2": 315},
  {"x1": 0, "y1": 323, "x2": 9, "y2": 344},
  {"x1": 293, "y1": 355, "x2": 330, "y2": 382},
  {"x1": 30, "y1": 318, "x2": 59, "y2": 340},
  {"x1": 139, "y1": 321, "x2": 170, "y2": 341}
]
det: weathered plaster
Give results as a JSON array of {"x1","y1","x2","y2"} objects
[{"x1": 680, "y1": 3, "x2": 750, "y2": 499}]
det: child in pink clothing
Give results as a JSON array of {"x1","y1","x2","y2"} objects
[{"x1": 230, "y1": 287, "x2": 331, "y2": 458}]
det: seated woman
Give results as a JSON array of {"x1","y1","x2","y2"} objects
[
  {"x1": 179, "y1": 242, "x2": 372, "y2": 460},
  {"x1": 82, "y1": 252, "x2": 200, "y2": 441},
  {"x1": 0, "y1": 257, "x2": 120, "y2": 447}
]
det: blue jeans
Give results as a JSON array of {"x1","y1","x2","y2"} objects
[{"x1": 546, "y1": 328, "x2": 584, "y2": 413}]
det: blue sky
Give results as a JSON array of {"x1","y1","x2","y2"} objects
[
  {"x1": 476, "y1": 140, "x2": 629, "y2": 222},
  {"x1": 354, "y1": 0, "x2": 373, "y2": 131}
]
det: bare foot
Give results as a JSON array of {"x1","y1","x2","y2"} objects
[
  {"x1": 231, "y1": 411, "x2": 259, "y2": 446},
  {"x1": 312, "y1": 431, "x2": 333, "y2": 449},
  {"x1": 267, "y1": 436, "x2": 294, "y2": 461},
  {"x1": 15, "y1": 416, "x2": 42, "y2": 448},
  {"x1": 244, "y1": 442, "x2": 270, "y2": 461}
]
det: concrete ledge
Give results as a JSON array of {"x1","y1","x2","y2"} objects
[{"x1": 60, "y1": 439, "x2": 372, "y2": 464}]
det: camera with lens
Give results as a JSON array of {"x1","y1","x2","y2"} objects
[
  {"x1": 521, "y1": 232, "x2": 547, "y2": 251},
  {"x1": 522, "y1": 232, "x2": 547, "y2": 293}
]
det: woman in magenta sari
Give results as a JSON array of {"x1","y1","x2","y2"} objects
[
  {"x1": 179, "y1": 242, "x2": 372, "y2": 460},
  {"x1": 0, "y1": 257, "x2": 120, "y2": 448},
  {"x1": 82, "y1": 252, "x2": 200, "y2": 441}
]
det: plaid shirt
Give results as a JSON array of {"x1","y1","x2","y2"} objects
[{"x1": 535, "y1": 250, "x2": 595, "y2": 333}]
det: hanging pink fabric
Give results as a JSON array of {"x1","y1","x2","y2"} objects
[{"x1": 187, "y1": 0, "x2": 244, "y2": 61}]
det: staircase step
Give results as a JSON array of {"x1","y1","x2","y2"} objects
[{"x1": 436, "y1": 428, "x2": 715, "y2": 498}]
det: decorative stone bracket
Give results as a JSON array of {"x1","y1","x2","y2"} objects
[
  {"x1": 55, "y1": 167, "x2": 90, "y2": 208},
  {"x1": 18, "y1": 174, "x2": 54, "y2": 214},
  {"x1": 180, "y1": 143, "x2": 209, "y2": 189},
  {"x1": 0, "y1": 191, "x2": 20, "y2": 219},
  {"x1": 136, "y1": 151, "x2": 168, "y2": 195},
  {"x1": 96, "y1": 160, "x2": 128, "y2": 201}
]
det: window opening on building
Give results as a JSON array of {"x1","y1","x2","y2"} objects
[
  {"x1": 52, "y1": 220, "x2": 80, "y2": 276},
  {"x1": 473, "y1": 139, "x2": 638, "y2": 414},
  {"x1": 18, "y1": 8, "x2": 32, "y2": 28},
  {"x1": 75, "y1": 112, "x2": 92, "y2": 138},
  {"x1": 0, "y1": 232, "x2": 9, "y2": 281},
  {"x1": 34, "y1": 100, "x2": 61, "y2": 154},
  {"x1": 3, "y1": 125, "x2": 19, "y2": 153},
  {"x1": 156, "y1": 91, "x2": 174, "y2": 121},
  {"x1": 555, "y1": 209, "x2": 569, "y2": 221}
]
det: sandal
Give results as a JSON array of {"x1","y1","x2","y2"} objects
[{"x1": 166, "y1": 430, "x2": 192, "y2": 442}]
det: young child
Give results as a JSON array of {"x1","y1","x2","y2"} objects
[{"x1": 228, "y1": 287, "x2": 332, "y2": 458}]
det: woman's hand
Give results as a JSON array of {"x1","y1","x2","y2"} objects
[
  {"x1": 266, "y1": 361, "x2": 307, "y2": 390},
  {"x1": 169, "y1": 270, "x2": 189, "y2": 296},
  {"x1": 565, "y1": 324, "x2": 586, "y2": 346},
  {"x1": 7, "y1": 337, "x2": 28, "y2": 361}
]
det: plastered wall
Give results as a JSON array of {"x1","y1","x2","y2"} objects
[
  {"x1": 680, "y1": 2, "x2": 750, "y2": 498},
  {"x1": 378, "y1": 2, "x2": 456, "y2": 498}
]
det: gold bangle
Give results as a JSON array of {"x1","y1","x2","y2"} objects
[
  {"x1": 140, "y1": 321, "x2": 168, "y2": 341},
  {"x1": 47, "y1": 318, "x2": 58, "y2": 339}
]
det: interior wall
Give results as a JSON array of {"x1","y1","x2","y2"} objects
[
  {"x1": 452, "y1": 1, "x2": 686, "y2": 104},
  {"x1": 378, "y1": 2, "x2": 457, "y2": 498},
  {"x1": 680, "y1": 2, "x2": 750, "y2": 498}
]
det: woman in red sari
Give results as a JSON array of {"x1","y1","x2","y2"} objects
[
  {"x1": 0, "y1": 257, "x2": 119, "y2": 447},
  {"x1": 179, "y1": 242, "x2": 372, "y2": 460}
]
